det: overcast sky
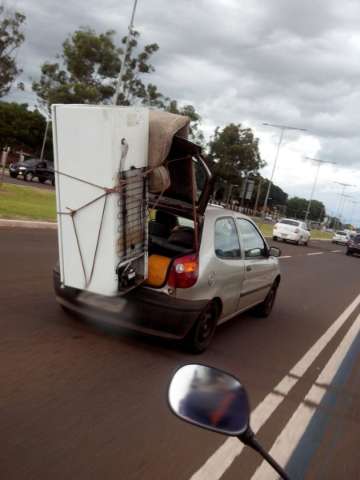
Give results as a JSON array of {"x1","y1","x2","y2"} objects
[{"x1": 7, "y1": 0, "x2": 360, "y2": 224}]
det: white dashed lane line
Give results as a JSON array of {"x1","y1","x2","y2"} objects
[{"x1": 279, "y1": 250, "x2": 344, "y2": 260}]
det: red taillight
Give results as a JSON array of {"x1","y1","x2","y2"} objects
[{"x1": 167, "y1": 254, "x2": 199, "y2": 289}]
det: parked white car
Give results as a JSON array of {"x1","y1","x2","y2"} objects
[
  {"x1": 332, "y1": 231, "x2": 349, "y2": 245},
  {"x1": 273, "y1": 218, "x2": 310, "y2": 245}
]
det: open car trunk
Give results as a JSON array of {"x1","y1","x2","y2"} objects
[{"x1": 145, "y1": 136, "x2": 212, "y2": 288}]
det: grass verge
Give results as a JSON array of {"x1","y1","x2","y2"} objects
[
  {"x1": 0, "y1": 183, "x2": 56, "y2": 222},
  {"x1": 255, "y1": 221, "x2": 332, "y2": 240}
]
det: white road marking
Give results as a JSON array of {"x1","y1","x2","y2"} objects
[
  {"x1": 189, "y1": 292, "x2": 360, "y2": 480},
  {"x1": 252, "y1": 311, "x2": 360, "y2": 479},
  {"x1": 279, "y1": 255, "x2": 292, "y2": 259},
  {"x1": 307, "y1": 252, "x2": 323, "y2": 256},
  {"x1": 331, "y1": 249, "x2": 342, "y2": 253}
]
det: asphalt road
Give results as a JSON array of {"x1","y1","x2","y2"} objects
[{"x1": 1, "y1": 228, "x2": 360, "y2": 480}]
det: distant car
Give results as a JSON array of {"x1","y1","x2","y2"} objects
[
  {"x1": 273, "y1": 218, "x2": 310, "y2": 246},
  {"x1": 346, "y1": 234, "x2": 360, "y2": 255},
  {"x1": 332, "y1": 231, "x2": 349, "y2": 245}
]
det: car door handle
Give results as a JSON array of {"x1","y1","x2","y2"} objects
[{"x1": 246, "y1": 265, "x2": 252, "y2": 272}]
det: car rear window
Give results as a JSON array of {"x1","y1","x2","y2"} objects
[
  {"x1": 279, "y1": 219, "x2": 299, "y2": 227},
  {"x1": 336, "y1": 231, "x2": 346, "y2": 236}
]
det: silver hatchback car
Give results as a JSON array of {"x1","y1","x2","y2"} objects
[
  {"x1": 54, "y1": 138, "x2": 280, "y2": 352},
  {"x1": 54, "y1": 204, "x2": 281, "y2": 353}
]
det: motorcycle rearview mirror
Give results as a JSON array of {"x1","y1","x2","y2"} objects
[{"x1": 168, "y1": 364, "x2": 290, "y2": 480}]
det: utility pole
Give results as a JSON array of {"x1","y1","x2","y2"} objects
[
  {"x1": 254, "y1": 177, "x2": 263, "y2": 214},
  {"x1": 113, "y1": 0, "x2": 139, "y2": 106},
  {"x1": 350, "y1": 200, "x2": 359, "y2": 228},
  {"x1": 40, "y1": 118, "x2": 50, "y2": 161},
  {"x1": 333, "y1": 182, "x2": 354, "y2": 229},
  {"x1": 304, "y1": 157, "x2": 336, "y2": 223},
  {"x1": 262, "y1": 122, "x2": 307, "y2": 217}
]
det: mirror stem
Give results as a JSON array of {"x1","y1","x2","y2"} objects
[{"x1": 238, "y1": 429, "x2": 290, "y2": 480}]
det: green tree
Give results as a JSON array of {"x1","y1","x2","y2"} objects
[
  {"x1": 33, "y1": 27, "x2": 166, "y2": 112},
  {"x1": 32, "y1": 27, "x2": 205, "y2": 146},
  {"x1": 0, "y1": 102, "x2": 52, "y2": 159},
  {"x1": 0, "y1": 5, "x2": 26, "y2": 97},
  {"x1": 286, "y1": 197, "x2": 325, "y2": 221},
  {"x1": 166, "y1": 100, "x2": 205, "y2": 146},
  {"x1": 259, "y1": 178, "x2": 288, "y2": 207},
  {"x1": 208, "y1": 123, "x2": 265, "y2": 199}
]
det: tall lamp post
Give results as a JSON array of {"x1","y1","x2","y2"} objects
[
  {"x1": 304, "y1": 157, "x2": 336, "y2": 223},
  {"x1": 350, "y1": 200, "x2": 359, "y2": 228},
  {"x1": 262, "y1": 122, "x2": 307, "y2": 217},
  {"x1": 333, "y1": 182, "x2": 354, "y2": 229},
  {"x1": 113, "y1": 0, "x2": 139, "y2": 105}
]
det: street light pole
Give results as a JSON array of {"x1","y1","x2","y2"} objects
[
  {"x1": 350, "y1": 200, "x2": 359, "y2": 227},
  {"x1": 40, "y1": 118, "x2": 50, "y2": 161},
  {"x1": 333, "y1": 182, "x2": 354, "y2": 229},
  {"x1": 113, "y1": 0, "x2": 139, "y2": 106},
  {"x1": 262, "y1": 122, "x2": 307, "y2": 217},
  {"x1": 304, "y1": 157, "x2": 336, "y2": 223}
]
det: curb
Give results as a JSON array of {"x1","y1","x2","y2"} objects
[{"x1": 0, "y1": 219, "x2": 57, "y2": 229}]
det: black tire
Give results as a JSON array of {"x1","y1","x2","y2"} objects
[
  {"x1": 38, "y1": 177, "x2": 46, "y2": 183},
  {"x1": 10, "y1": 172, "x2": 17, "y2": 178},
  {"x1": 51, "y1": 177, "x2": 55, "y2": 186},
  {"x1": 346, "y1": 250, "x2": 352, "y2": 256},
  {"x1": 272, "y1": 236, "x2": 278, "y2": 241},
  {"x1": 185, "y1": 302, "x2": 219, "y2": 354},
  {"x1": 24, "y1": 171, "x2": 33, "y2": 182},
  {"x1": 253, "y1": 281, "x2": 279, "y2": 318}
]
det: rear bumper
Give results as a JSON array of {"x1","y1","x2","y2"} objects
[
  {"x1": 53, "y1": 269, "x2": 207, "y2": 339},
  {"x1": 275, "y1": 232, "x2": 300, "y2": 241}
]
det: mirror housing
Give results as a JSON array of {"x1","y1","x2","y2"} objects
[
  {"x1": 168, "y1": 364, "x2": 250, "y2": 436},
  {"x1": 269, "y1": 246, "x2": 281, "y2": 257}
]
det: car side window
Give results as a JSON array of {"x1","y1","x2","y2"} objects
[
  {"x1": 236, "y1": 219, "x2": 266, "y2": 258},
  {"x1": 215, "y1": 218, "x2": 241, "y2": 259}
]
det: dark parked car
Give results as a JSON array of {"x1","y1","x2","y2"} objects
[
  {"x1": 9, "y1": 158, "x2": 54, "y2": 185},
  {"x1": 9, "y1": 158, "x2": 41, "y2": 181},
  {"x1": 346, "y1": 234, "x2": 360, "y2": 256}
]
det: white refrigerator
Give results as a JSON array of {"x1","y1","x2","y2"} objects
[{"x1": 52, "y1": 105, "x2": 149, "y2": 296}]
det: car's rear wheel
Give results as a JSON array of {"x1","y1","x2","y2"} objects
[
  {"x1": 10, "y1": 172, "x2": 17, "y2": 178},
  {"x1": 346, "y1": 249, "x2": 352, "y2": 256},
  {"x1": 185, "y1": 302, "x2": 219, "y2": 354},
  {"x1": 253, "y1": 280, "x2": 279, "y2": 317},
  {"x1": 38, "y1": 177, "x2": 46, "y2": 183},
  {"x1": 272, "y1": 236, "x2": 278, "y2": 241},
  {"x1": 24, "y1": 171, "x2": 33, "y2": 182}
]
